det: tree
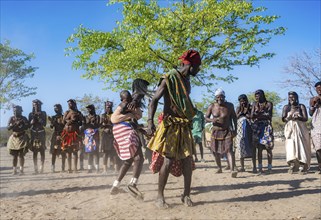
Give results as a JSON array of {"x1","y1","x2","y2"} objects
[
  {"x1": 281, "y1": 48, "x2": 321, "y2": 100},
  {"x1": 75, "y1": 94, "x2": 106, "y2": 115},
  {"x1": 0, "y1": 40, "x2": 37, "y2": 110},
  {"x1": 193, "y1": 94, "x2": 214, "y2": 112},
  {"x1": 66, "y1": 0, "x2": 285, "y2": 92}
]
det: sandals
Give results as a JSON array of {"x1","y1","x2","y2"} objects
[{"x1": 127, "y1": 184, "x2": 144, "y2": 200}]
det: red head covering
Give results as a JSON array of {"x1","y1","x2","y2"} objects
[{"x1": 179, "y1": 49, "x2": 201, "y2": 66}]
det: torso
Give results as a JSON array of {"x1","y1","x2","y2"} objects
[
  {"x1": 211, "y1": 102, "x2": 233, "y2": 130},
  {"x1": 9, "y1": 116, "x2": 29, "y2": 133},
  {"x1": 63, "y1": 110, "x2": 82, "y2": 132},
  {"x1": 101, "y1": 113, "x2": 113, "y2": 133},
  {"x1": 252, "y1": 101, "x2": 272, "y2": 121},
  {"x1": 84, "y1": 114, "x2": 100, "y2": 130},
  {"x1": 29, "y1": 111, "x2": 47, "y2": 131},
  {"x1": 52, "y1": 114, "x2": 64, "y2": 132}
]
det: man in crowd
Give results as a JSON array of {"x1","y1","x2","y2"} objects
[
  {"x1": 147, "y1": 49, "x2": 201, "y2": 208},
  {"x1": 205, "y1": 89, "x2": 237, "y2": 178}
]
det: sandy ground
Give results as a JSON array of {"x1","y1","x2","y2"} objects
[{"x1": 0, "y1": 140, "x2": 320, "y2": 220}]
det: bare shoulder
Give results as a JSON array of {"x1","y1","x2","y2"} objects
[
  {"x1": 225, "y1": 102, "x2": 234, "y2": 111},
  {"x1": 225, "y1": 102, "x2": 235, "y2": 109},
  {"x1": 207, "y1": 103, "x2": 215, "y2": 109}
]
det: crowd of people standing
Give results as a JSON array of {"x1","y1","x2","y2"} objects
[{"x1": 5, "y1": 49, "x2": 321, "y2": 208}]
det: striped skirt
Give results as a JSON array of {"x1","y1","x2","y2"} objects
[{"x1": 113, "y1": 122, "x2": 140, "y2": 160}]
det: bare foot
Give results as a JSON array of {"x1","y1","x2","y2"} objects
[
  {"x1": 215, "y1": 168, "x2": 222, "y2": 174},
  {"x1": 181, "y1": 195, "x2": 193, "y2": 207},
  {"x1": 110, "y1": 186, "x2": 119, "y2": 195},
  {"x1": 231, "y1": 171, "x2": 238, "y2": 178},
  {"x1": 155, "y1": 198, "x2": 169, "y2": 209}
]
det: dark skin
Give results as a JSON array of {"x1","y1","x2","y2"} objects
[
  {"x1": 309, "y1": 84, "x2": 321, "y2": 171},
  {"x1": 82, "y1": 106, "x2": 100, "y2": 171},
  {"x1": 100, "y1": 103, "x2": 118, "y2": 172},
  {"x1": 282, "y1": 93, "x2": 308, "y2": 171},
  {"x1": 282, "y1": 94, "x2": 308, "y2": 123},
  {"x1": 48, "y1": 105, "x2": 65, "y2": 171},
  {"x1": 309, "y1": 84, "x2": 321, "y2": 116},
  {"x1": 250, "y1": 92, "x2": 273, "y2": 172},
  {"x1": 29, "y1": 101, "x2": 47, "y2": 173},
  {"x1": 205, "y1": 95, "x2": 237, "y2": 173},
  {"x1": 62, "y1": 101, "x2": 83, "y2": 173},
  {"x1": 7, "y1": 107, "x2": 30, "y2": 172},
  {"x1": 236, "y1": 98, "x2": 251, "y2": 119},
  {"x1": 111, "y1": 91, "x2": 144, "y2": 188},
  {"x1": 235, "y1": 97, "x2": 252, "y2": 171},
  {"x1": 147, "y1": 63, "x2": 200, "y2": 208}
]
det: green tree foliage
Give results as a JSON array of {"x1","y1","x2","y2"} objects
[
  {"x1": 280, "y1": 48, "x2": 321, "y2": 100},
  {"x1": 66, "y1": 0, "x2": 285, "y2": 92},
  {"x1": 75, "y1": 94, "x2": 106, "y2": 115},
  {"x1": 193, "y1": 94, "x2": 214, "y2": 112},
  {"x1": 0, "y1": 40, "x2": 37, "y2": 110},
  {"x1": 271, "y1": 116, "x2": 285, "y2": 136}
]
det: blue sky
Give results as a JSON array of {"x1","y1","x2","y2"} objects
[{"x1": 1, "y1": 0, "x2": 320, "y2": 127}]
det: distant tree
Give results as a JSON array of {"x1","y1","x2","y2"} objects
[
  {"x1": 280, "y1": 48, "x2": 321, "y2": 100},
  {"x1": 193, "y1": 94, "x2": 214, "y2": 113},
  {"x1": 75, "y1": 94, "x2": 106, "y2": 115},
  {"x1": 66, "y1": 0, "x2": 285, "y2": 92},
  {"x1": 0, "y1": 40, "x2": 37, "y2": 110}
]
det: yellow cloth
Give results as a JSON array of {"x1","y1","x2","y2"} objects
[
  {"x1": 148, "y1": 115, "x2": 195, "y2": 160},
  {"x1": 7, "y1": 133, "x2": 29, "y2": 151}
]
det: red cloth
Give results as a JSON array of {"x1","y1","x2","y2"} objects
[
  {"x1": 158, "y1": 112, "x2": 164, "y2": 124},
  {"x1": 61, "y1": 130, "x2": 79, "y2": 150},
  {"x1": 179, "y1": 49, "x2": 201, "y2": 66},
  {"x1": 149, "y1": 151, "x2": 196, "y2": 177}
]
